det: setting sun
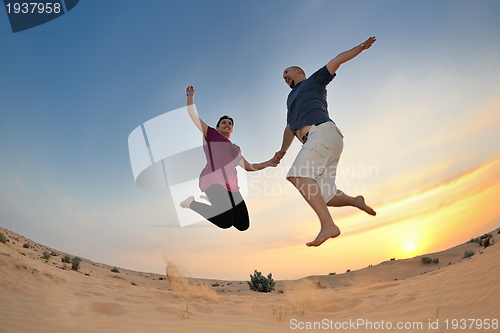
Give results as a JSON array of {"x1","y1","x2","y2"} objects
[{"x1": 406, "y1": 241, "x2": 416, "y2": 253}]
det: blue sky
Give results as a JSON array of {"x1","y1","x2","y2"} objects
[{"x1": 1, "y1": 0, "x2": 500, "y2": 280}]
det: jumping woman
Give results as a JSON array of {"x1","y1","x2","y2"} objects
[{"x1": 180, "y1": 86, "x2": 281, "y2": 231}]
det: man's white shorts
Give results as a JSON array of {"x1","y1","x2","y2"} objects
[{"x1": 286, "y1": 122, "x2": 344, "y2": 203}]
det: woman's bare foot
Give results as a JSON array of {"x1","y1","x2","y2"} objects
[
  {"x1": 355, "y1": 195, "x2": 376, "y2": 216},
  {"x1": 200, "y1": 195, "x2": 210, "y2": 203},
  {"x1": 306, "y1": 224, "x2": 341, "y2": 247},
  {"x1": 180, "y1": 196, "x2": 194, "y2": 208}
]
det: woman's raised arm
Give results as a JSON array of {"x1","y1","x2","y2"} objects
[{"x1": 186, "y1": 85, "x2": 208, "y2": 136}]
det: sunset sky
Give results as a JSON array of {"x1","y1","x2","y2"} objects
[{"x1": 1, "y1": 1, "x2": 500, "y2": 280}]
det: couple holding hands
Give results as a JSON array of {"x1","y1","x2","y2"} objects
[{"x1": 180, "y1": 37, "x2": 377, "y2": 247}]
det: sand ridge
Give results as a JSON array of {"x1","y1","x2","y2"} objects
[{"x1": 1, "y1": 226, "x2": 499, "y2": 332}]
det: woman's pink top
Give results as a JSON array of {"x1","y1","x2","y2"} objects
[{"x1": 199, "y1": 126, "x2": 242, "y2": 192}]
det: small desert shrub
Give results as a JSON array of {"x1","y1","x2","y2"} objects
[
  {"x1": 248, "y1": 270, "x2": 275, "y2": 293},
  {"x1": 71, "y1": 257, "x2": 81, "y2": 271},
  {"x1": 61, "y1": 255, "x2": 71, "y2": 263},
  {"x1": 479, "y1": 234, "x2": 493, "y2": 248},
  {"x1": 421, "y1": 257, "x2": 432, "y2": 264},
  {"x1": 463, "y1": 250, "x2": 475, "y2": 259},
  {"x1": 111, "y1": 267, "x2": 120, "y2": 273},
  {"x1": 23, "y1": 243, "x2": 30, "y2": 249},
  {"x1": 42, "y1": 251, "x2": 51, "y2": 260},
  {"x1": 0, "y1": 233, "x2": 7, "y2": 244},
  {"x1": 482, "y1": 237, "x2": 491, "y2": 248},
  {"x1": 421, "y1": 257, "x2": 439, "y2": 264}
]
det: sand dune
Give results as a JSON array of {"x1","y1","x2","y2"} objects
[{"x1": 1, "y1": 226, "x2": 499, "y2": 332}]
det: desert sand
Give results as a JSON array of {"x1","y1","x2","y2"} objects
[{"x1": 1, "y1": 225, "x2": 499, "y2": 333}]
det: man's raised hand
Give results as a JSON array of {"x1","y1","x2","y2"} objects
[{"x1": 361, "y1": 36, "x2": 376, "y2": 50}]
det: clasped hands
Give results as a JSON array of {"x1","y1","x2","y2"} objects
[{"x1": 267, "y1": 150, "x2": 286, "y2": 167}]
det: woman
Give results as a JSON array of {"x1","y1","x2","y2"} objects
[{"x1": 180, "y1": 86, "x2": 279, "y2": 231}]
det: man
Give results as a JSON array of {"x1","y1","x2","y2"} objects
[{"x1": 275, "y1": 36, "x2": 377, "y2": 247}]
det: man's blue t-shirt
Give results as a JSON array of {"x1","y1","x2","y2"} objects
[{"x1": 286, "y1": 66, "x2": 336, "y2": 134}]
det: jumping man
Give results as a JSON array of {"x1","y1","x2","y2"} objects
[{"x1": 275, "y1": 36, "x2": 377, "y2": 247}]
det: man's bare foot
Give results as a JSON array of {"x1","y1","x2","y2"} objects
[
  {"x1": 355, "y1": 195, "x2": 376, "y2": 216},
  {"x1": 306, "y1": 224, "x2": 341, "y2": 247},
  {"x1": 200, "y1": 195, "x2": 210, "y2": 203},
  {"x1": 180, "y1": 196, "x2": 194, "y2": 208}
]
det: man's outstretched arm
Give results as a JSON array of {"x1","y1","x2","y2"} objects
[
  {"x1": 272, "y1": 124, "x2": 294, "y2": 164},
  {"x1": 279, "y1": 124, "x2": 294, "y2": 153},
  {"x1": 326, "y1": 36, "x2": 376, "y2": 75}
]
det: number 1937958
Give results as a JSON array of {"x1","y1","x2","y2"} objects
[
  {"x1": 444, "y1": 319, "x2": 498, "y2": 330},
  {"x1": 5, "y1": 2, "x2": 62, "y2": 14}
]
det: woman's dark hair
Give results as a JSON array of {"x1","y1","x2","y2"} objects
[{"x1": 216, "y1": 115, "x2": 234, "y2": 127}]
